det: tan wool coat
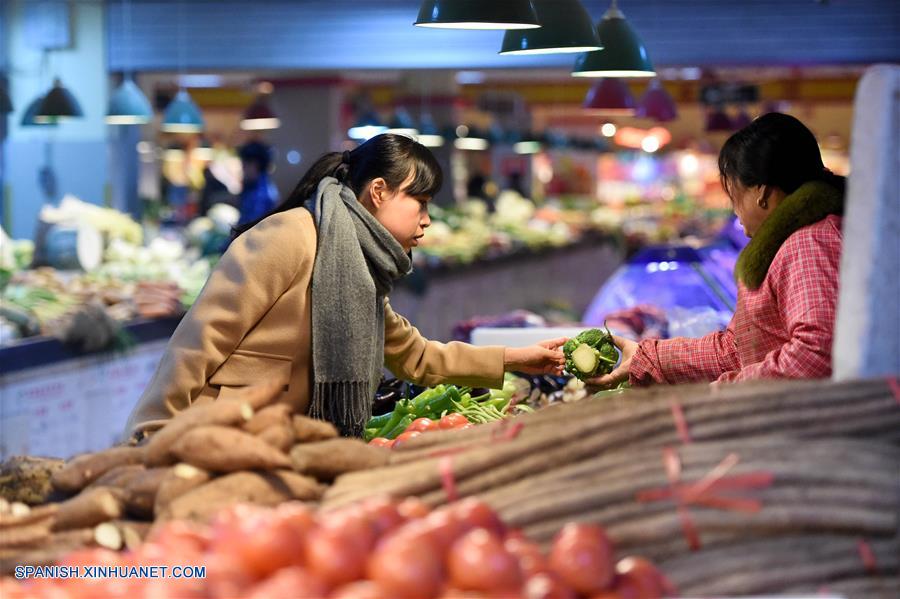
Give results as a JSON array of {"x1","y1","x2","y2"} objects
[{"x1": 126, "y1": 208, "x2": 505, "y2": 437}]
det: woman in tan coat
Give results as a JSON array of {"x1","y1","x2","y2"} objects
[{"x1": 127, "y1": 134, "x2": 565, "y2": 438}]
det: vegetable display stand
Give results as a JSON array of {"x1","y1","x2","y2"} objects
[
  {"x1": 390, "y1": 234, "x2": 623, "y2": 341},
  {"x1": 0, "y1": 317, "x2": 181, "y2": 461},
  {"x1": 324, "y1": 377, "x2": 900, "y2": 596}
]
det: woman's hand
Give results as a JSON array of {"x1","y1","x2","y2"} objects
[
  {"x1": 504, "y1": 337, "x2": 567, "y2": 375},
  {"x1": 585, "y1": 334, "x2": 639, "y2": 389}
]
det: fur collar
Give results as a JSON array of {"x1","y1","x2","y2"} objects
[{"x1": 735, "y1": 181, "x2": 843, "y2": 290}]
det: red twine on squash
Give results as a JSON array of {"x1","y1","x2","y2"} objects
[
  {"x1": 670, "y1": 402, "x2": 692, "y2": 444},
  {"x1": 491, "y1": 420, "x2": 525, "y2": 442},
  {"x1": 438, "y1": 456, "x2": 460, "y2": 502},
  {"x1": 857, "y1": 538, "x2": 878, "y2": 574},
  {"x1": 886, "y1": 377, "x2": 900, "y2": 405}
]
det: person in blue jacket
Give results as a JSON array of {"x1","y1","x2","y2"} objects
[{"x1": 237, "y1": 141, "x2": 279, "y2": 225}]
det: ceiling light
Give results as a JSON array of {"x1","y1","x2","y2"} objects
[
  {"x1": 415, "y1": 0, "x2": 540, "y2": 30},
  {"x1": 572, "y1": 0, "x2": 655, "y2": 78},
  {"x1": 500, "y1": 0, "x2": 601, "y2": 56}
]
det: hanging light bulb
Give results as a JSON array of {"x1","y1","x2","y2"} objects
[
  {"x1": 500, "y1": 0, "x2": 601, "y2": 55},
  {"x1": 572, "y1": 0, "x2": 655, "y2": 78},
  {"x1": 35, "y1": 78, "x2": 84, "y2": 123},
  {"x1": 106, "y1": 77, "x2": 153, "y2": 125},
  {"x1": 162, "y1": 89, "x2": 204, "y2": 133},
  {"x1": 414, "y1": 0, "x2": 539, "y2": 30}
]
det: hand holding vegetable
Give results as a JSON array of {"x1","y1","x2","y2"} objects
[
  {"x1": 585, "y1": 334, "x2": 638, "y2": 389},
  {"x1": 503, "y1": 338, "x2": 567, "y2": 375}
]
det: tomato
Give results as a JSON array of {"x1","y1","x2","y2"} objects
[
  {"x1": 613, "y1": 557, "x2": 665, "y2": 599},
  {"x1": 392, "y1": 430, "x2": 423, "y2": 448},
  {"x1": 504, "y1": 537, "x2": 549, "y2": 578},
  {"x1": 331, "y1": 580, "x2": 391, "y2": 599},
  {"x1": 448, "y1": 528, "x2": 522, "y2": 592},
  {"x1": 459, "y1": 423, "x2": 475, "y2": 430},
  {"x1": 397, "y1": 496, "x2": 431, "y2": 519},
  {"x1": 304, "y1": 526, "x2": 368, "y2": 588},
  {"x1": 420, "y1": 509, "x2": 467, "y2": 553},
  {"x1": 245, "y1": 567, "x2": 328, "y2": 599},
  {"x1": 549, "y1": 523, "x2": 615, "y2": 595},
  {"x1": 439, "y1": 413, "x2": 470, "y2": 429},
  {"x1": 451, "y1": 498, "x2": 506, "y2": 537},
  {"x1": 368, "y1": 437, "x2": 393, "y2": 448},
  {"x1": 523, "y1": 573, "x2": 578, "y2": 599},
  {"x1": 274, "y1": 502, "x2": 316, "y2": 537},
  {"x1": 360, "y1": 496, "x2": 405, "y2": 536},
  {"x1": 368, "y1": 527, "x2": 445, "y2": 598},
  {"x1": 407, "y1": 417, "x2": 439, "y2": 433}
]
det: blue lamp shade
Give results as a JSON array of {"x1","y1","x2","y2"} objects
[
  {"x1": 162, "y1": 90, "x2": 204, "y2": 133},
  {"x1": 583, "y1": 78, "x2": 637, "y2": 116},
  {"x1": 240, "y1": 96, "x2": 281, "y2": 131},
  {"x1": 0, "y1": 85, "x2": 12, "y2": 114},
  {"x1": 572, "y1": 2, "x2": 655, "y2": 78},
  {"x1": 637, "y1": 79, "x2": 677, "y2": 122},
  {"x1": 348, "y1": 111, "x2": 388, "y2": 140},
  {"x1": 21, "y1": 96, "x2": 58, "y2": 127},
  {"x1": 385, "y1": 108, "x2": 419, "y2": 137},
  {"x1": 36, "y1": 78, "x2": 84, "y2": 122},
  {"x1": 500, "y1": 0, "x2": 601, "y2": 55},
  {"x1": 416, "y1": 113, "x2": 445, "y2": 147},
  {"x1": 106, "y1": 78, "x2": 153, "y2": 125},
  {"x1": 415, "y1": 0, "x2": 539, "y2": 30}
]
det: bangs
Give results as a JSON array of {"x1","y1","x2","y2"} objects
[{"x1": 401, "y1": 144, "x2": 443, "y2": 198}]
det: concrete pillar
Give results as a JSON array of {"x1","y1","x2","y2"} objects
[{"x1": 4, "y1": 0, "x2": 109, "y2": 238}]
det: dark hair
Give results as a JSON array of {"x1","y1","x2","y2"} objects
[
  {"x1": 234, "y1": 133, "x2": 442, "y2": 237},
  {"x1": 238, "y1": 141, "x2": 273, "y2": 172},
  {"x1": 718, "y1": 112, "x2": 845, "y2": 200}
]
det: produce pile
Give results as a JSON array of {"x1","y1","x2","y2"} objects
[
  {"x1": 364, "y1": 376, "x2": 532, "y2": 447},
  {"x1": 325, "y1": 378, "x2": 900, "y2": 596},
  {"x1": 1, "y1": 497, "x2": 675, "y2": 598},
  {"x1": 0, "y1": 383, "x2": 388, "y2": 575}
]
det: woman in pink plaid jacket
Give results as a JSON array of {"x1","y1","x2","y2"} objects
[{"x1": 594, "y1": 113, "x2": 845, "y2": 387}]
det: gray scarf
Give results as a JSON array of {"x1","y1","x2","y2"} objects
[{"x1": 304, "y1": 177, "x2": 412, "y2": 436}]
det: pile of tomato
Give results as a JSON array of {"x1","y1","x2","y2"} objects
[
  {"x1": 368, "y1": 413, "x2": 471, "y2": 449},
  {"x1": 1, "y1": 497, "x2": 673, "y2": 598}
]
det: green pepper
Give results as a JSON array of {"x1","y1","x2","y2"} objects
[
  {"x1": 372, "y1": 399, "x2": 413, "y2": 439},
  {"x1": 416, "y1": 386, "x2": 456, "y2": 418},
  {"x1": 363, "y1": 427, "x2": 379, "y2": 442},
  {"x1": 411, "y1": 385, "x2": 446, "y2": 413},
  {"x1": 384, "y1": 414, "x2": 415, "y2": 440},
  {"x1": 366, "y1": 412, "x2": 393, "y2": 431}
]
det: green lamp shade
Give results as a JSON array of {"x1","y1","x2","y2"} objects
[
  {"x1": 21, "y1": 96, "x2": 58, "y2": 127},
  {"x1": 162, "y1": 90, "x2": 204, "y2": 133},
  {"x1": 106, "y1": 79, "x2": 153, "y2": 125},
  {"x1": 36, "y1": 79, "x2": 84, "y2": 122},
  {"x1": 0, "y1": 86, "x2": 12, "y2": 114},
  {"x1": 500, "y1": 0, "x2": 601, "y2": 55},
  {"x1": 415, "y1": 0, "x2": 540, "y2": 30},
  {"x1": 572, "y1": 6, "x2": 655, "y2": 78}
]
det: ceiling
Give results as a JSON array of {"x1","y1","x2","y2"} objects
[{"x1": 107, "y1": 0, "x2": 900, "y2": 72}]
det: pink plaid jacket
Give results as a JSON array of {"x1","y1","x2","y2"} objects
[{"x1": 630, "y1": 215, "x2": 843, "y2": 385}]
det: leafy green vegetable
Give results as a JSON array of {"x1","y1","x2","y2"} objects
[{"x1": 563, "y1": 328, "x2": 619, "y2": 381}]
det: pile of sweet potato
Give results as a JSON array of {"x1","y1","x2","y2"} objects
[{"x1": 0, "y1": 383, "x2": 389, "y2": 573}]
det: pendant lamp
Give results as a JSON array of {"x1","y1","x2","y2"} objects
[
  {"x1": 572, "y1": 0, "x2": 655, "y2": 78},
  {"x1": 416, "y1": 113, "x2": 445, "y2": 147},
  {"x1": 385, "y1": 108, "x2": 419, "y2": 138},
  {"x1": 583, "y1": 78, "x2": 637, "y2": 116},
  {"x1": 0, "y1": 85, "x2": 12, "y2": 114},
  {"x1": 348, "y1": 110, "x2": 388, "y2": 141},
  {"x1": 415, "y1": 0, "x2": 539, "y2": 30},
  {"x1": 240, "y1": 95, "x2": 281, "y2": 131},
  {"x1": 500, "y1": 0, "x2": 601, "y2": 55},
  {"x1": 35, "y1": 78, "x2": 84, "y2": 122},
  {"x1": 731, "y1": 108, "x2": 753, "y2": 130},
  {"x1": 513, "y1": 131, "x2": 543, "y2": 155},
  {"x1": 162, "y1": 89, "x2": 204, "y2": 133},
  {"x1": 21, "y1": 96, "x2": 58, "y2": 127},
  {"x1": 106, "y1": 78, "x2": 153, "y2": 124},
  {"x1": 705, "y1": 107, "x2": 733, "y2": 133},
  {"x1": 453, "y1": 125, "x2": 489, "y2": 150},
  {"x1": 636, "y1": 79, "x2": 677, "y2": 122}
]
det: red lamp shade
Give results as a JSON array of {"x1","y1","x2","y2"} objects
[
  {"x1": 705, "y1": 107, "x2": 733, "y2": 132},
  {"x1": 637, "y1": 79, "x2": 677, "y2": 122},
  {"x1": 240, "y1": 96, "x2": 281, "y2": 130},
  {"x1": 583, "y1": 78, "x2": 636, "y2": 116}
]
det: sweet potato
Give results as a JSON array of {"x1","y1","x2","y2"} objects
[
  {"x1": 170, "y1": 426, "x2": 291, "y2": 472},
  {"x1": 123, "y1": 468, "x2": 170, "y2": 519},
  {"x1": 0, "y1": 504, "x2": 57, "y2": 529},
  {"x1": 114, "y1": 520, "x2": 152, "y2": 550},
  {"x1": 245, "y1": 404, "x2": 292, "y2": 435},
  {"x1": 0, "y1": 520, "x2": 51, "y2": 548},
  {"x1": 144, "y1": 400, "x2": 254, "y2": 467},
  {"x1": 258, "y1": 423, "x2": 296, "y2": 452},
  {"x1": 51, "y1": 446, "x2": 145, "y2": 494},
  {"x1": 154, "y1": 464, "x2": 212, "y2": 517},
  {"x1": 89, "y1": 464, "x2": 146, "y2": 491},
  {"x1": 162, "y1": 472, "x2": 299, "y2": 522},
  {"x1": 289, "y1": 439, "x2": 388, "y2": 480},
  {"x1": 267, "y1": 470, "x2": 325, "y2": 501},
  {"x1": 93, "y1": 522, "x2": 123, "y2": 550},
  {"x1": 292, "y1": 415, "x2": 338, "y2": 442},
  {"x1": 52, "y1": 488, "x2": 123, "y2": 531}
]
